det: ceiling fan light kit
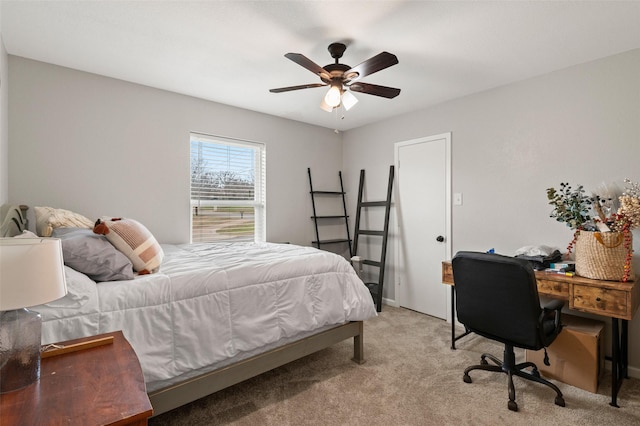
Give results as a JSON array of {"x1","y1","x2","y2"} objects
[
  {"x1": 324, "y1": 81, "x2": 343, "y2": 107},
  {"x1": 270, "y1": 42, "x2": 400, "y2": 113},
  {"x1": 319, "y1": 97, "x2": 333, "y2": 112},
  {"x1": 341, "y1": 91, "x2": 358, "y2": 111}
]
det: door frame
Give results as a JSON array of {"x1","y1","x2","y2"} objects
[{"x1": 394, "y1": 132, "x2": 453, "y2": 322}]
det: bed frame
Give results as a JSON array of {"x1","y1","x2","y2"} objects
[
  {"x1": 0, "y1": 204, "x2": 28, "y2": 237},
  {"x1": 149, "y1": 320, "x2": 364, "y2": 415},
  {"x1": 0, "y1": 204, "x2": 367, "y2": 417}
]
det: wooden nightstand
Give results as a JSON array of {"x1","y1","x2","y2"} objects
[{"x1": 0, "y1": 331, "x2": 153, "y2": 425}]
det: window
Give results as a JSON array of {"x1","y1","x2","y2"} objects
[{"x1": 190, "y1": 133, "x2": 265, "y2": 243}]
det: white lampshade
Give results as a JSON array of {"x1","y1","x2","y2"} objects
[
  {"x1": 0, "y1": 238, "x2": 67, "y2": 311},
  {"x1": 341, "y1": 91, "x2": 358, "y2": 111},
  {"x1": 319, "y1": 97, "x2": 334, "y2": 112},
  {"x1": 324, "y1": 84, "x2": 342, "y2": 108}
]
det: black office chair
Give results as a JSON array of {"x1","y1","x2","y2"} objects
[{"x1": 452, "y1": 251, "x2": 566, "y2": 412}]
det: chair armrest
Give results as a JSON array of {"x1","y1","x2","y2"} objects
[
  {"x1": 541, "y1": 299, "x2": 564, "y2": 330},
  {"x1": 543, "y1": 299, "x2": 565, "y2": 312}
]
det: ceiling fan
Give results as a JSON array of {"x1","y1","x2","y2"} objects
[{"x1": 269, "y1": 42, "x2": 400, "y2": 112}]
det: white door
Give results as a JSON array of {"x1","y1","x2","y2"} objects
[{"x1": 395, "y1": 134, "x2": 451, "y2": 319}]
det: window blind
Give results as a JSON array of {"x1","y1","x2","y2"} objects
[{"x1": 190, "y1": 133, "x2": 265, "y2": 243}]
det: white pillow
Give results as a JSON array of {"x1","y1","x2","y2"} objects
[
  {"x1": 14, "y1": 230, "x2": 39, "y2": 238},
  {"x1": 34, "y1": 206, "x2": 94, "y2": 237}
]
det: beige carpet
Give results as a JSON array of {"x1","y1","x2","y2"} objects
[{"x1": 149, "y1": 306, "x2": 640, "y2": 425}]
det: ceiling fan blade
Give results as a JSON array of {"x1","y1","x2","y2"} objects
[
  {"x1": 344, "y1": 52, "x2": 398, "y2": 82},
  {"x1": 269, "y1": 83, "x2": 327, "y2": 93},
  {"x1": 348, "y1": 82, "x2": 401, "y2": 99},
  {"x1": 284, "y1": 53, "x2": 331, "y2": 80}
]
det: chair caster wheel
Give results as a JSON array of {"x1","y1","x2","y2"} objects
[
  {"x1": 531, "y1": 368, "x2": 540, "y2": 378},
  {"x1": 555, "y1": 396, "x2": 565, "y2": 407},
  {"x1": 463, "y1": 374, "x2": 472, "y2": 383},
  {"x1": 508, "y1": 400, "x2": 518, "y2": 412},
  {"x1": 480, "y1": 358, "x2": 488, "y2": 365}
]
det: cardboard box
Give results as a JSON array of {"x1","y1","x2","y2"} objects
[{"x1": 525, "y1": 314, "x2": 605, "y2": 393}]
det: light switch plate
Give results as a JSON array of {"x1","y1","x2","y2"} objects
[{"x1": 453, "y1": 193, "x2": 463, "y2": 206}]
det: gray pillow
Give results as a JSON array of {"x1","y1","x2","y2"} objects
[{"x1": 52, "y1": 228, "x2": 135, "y2": 282}]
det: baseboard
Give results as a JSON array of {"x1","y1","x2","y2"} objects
[
  {"x1": 629, "y1": 364, "x2": 640, "y2": 379},
  {"x1": 604, "y1": 360, "x2": 640, "y2": 379},
  {"x1": 382, "y1": 297, "x2": 399, "y2": 308}
]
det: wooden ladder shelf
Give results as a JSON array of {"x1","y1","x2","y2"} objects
[
  {"x1": 353, "y1": 165, "x2": 395, "y2": 312},
  {"x1": 308, "y1": 168, "x2": 353, "y2": 257}
]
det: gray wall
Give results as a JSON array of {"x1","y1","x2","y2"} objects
[
  {"x1": 342, "y1": 48, "x2": 640, "y2": 374},
  {"x1": 8, "y1": 57, "x2": 342, "y2": 245},
  {"x1": 7, "y1": 49, "x2": 640, "y2": 375},
  {"x1": 0, "y1": 27, "x2": 8, "y2": 204}
]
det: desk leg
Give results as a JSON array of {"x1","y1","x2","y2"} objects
[
  {"x1": 451, "y1": 286, "x2": 456, "y2": 350},
  {"x1": 450, "y1": 286, "x2": 472, "y2": 350},
  {"x1": 611, "y1": 319, "x2": 619, "y2": 407},
  {"x1": 609, "y1": 318, "x2": 629, "y2": 408},
  {"x1": 622, "y1": 320, "x2": 628, "y2": 379}
]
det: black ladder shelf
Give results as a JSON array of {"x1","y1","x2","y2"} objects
[
  {"x1": 308, "y1": 168, "x2": 353, "y2": 257},
  {"x1": 353, "y1": 165, "x2": 394, "y2": 312}
]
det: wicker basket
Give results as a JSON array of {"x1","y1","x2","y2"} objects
[{"x1": 575, "y1": 230, "x2": 633, "y2": 281}]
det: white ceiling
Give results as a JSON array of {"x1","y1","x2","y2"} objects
[{"x1": 2, "y1": 1, "x2": 640, "y2": 131}]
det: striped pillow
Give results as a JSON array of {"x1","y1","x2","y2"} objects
[{"x1": 93, "y1": 217, "x2": 163, "y2": 274}]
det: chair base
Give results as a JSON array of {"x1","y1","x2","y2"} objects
[{"x1": 462, "y1": 345, "x2": 565, "y2": 412}]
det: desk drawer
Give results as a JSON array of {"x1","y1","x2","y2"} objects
[
  {"x1": 442, "y1": 262, "x2": 454, "y2": 284},
  {"x1": 572, "y1": 284, "x2": 628, "y2": 319},
  {"x1": 536, "y1": 278, "x2": 570, "y2": 299}
]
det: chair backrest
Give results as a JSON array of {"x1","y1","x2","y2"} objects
[{"x1": 452, "y1": 251, "x2": 544, "y2": 350}]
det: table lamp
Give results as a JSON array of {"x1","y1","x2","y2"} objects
[{"x1": 0, "y1": 238, "x2": 67, "y2": 393}]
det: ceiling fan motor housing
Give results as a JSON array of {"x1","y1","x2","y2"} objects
[
  {"x1": 324, "y1": 43, "x2": 359, "y2": 83},
  {"x1": 321, "y1": 63, "x2": 352, "y2": 84}
]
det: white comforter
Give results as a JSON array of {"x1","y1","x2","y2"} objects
[{"x1": 36, "y1": 243, "x2": 376, "y2": 389}]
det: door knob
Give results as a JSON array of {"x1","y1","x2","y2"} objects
[{"x1": 436, "y1": 235, "x2": 445, "y2": 242}]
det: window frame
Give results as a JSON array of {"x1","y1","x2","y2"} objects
[{"x1": 190, "y1": 132, "x2": 266, "y2": 243}]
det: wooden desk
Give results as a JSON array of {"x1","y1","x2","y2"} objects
[
  {"x1": 442, "y1": 261, "x2": 640, "y2": 407},
  {"x1": 0, "y1": 331, "x2": 153, "y2": 425}
]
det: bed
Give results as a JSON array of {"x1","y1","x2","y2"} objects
[{"x1": 1, "y1": 205, "x2": 377, "y2": 415}]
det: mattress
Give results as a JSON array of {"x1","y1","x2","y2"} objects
[{"x1": 34, "y1": 242, "x2": 377, "y2": 390}]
